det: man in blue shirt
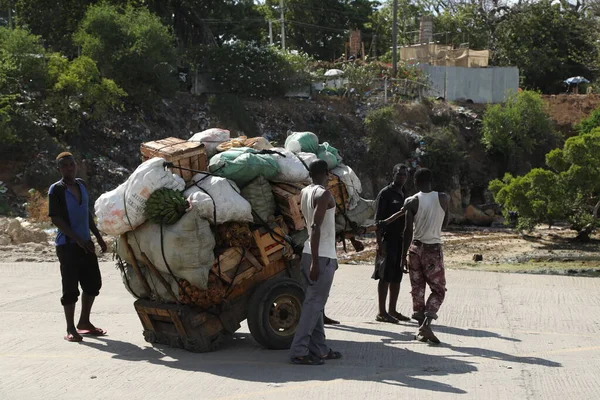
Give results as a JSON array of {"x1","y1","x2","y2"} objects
[{"x1": 48, "y1": 152, "x2": 107, "y2": 342}]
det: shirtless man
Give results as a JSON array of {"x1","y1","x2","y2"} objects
[
  {"x1": 401, "y1": 168, "x2": 449, "y2": 344},
  {"x1": 290, "y1": 160, "x2": 342, "y2": 365}
]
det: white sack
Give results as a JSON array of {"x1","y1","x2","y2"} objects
[
  {"x1": 95, "y1": 158, "x2": 185, "y2": 236},
  {"x1": 184, "y1": 173, "x2": 253, "y2": 224},
  {"x1": 332, "y1": 164, "x2": 362, "y2": 210},
  {"x1": 117, "y1": 207, "x2": 215, "y2": 289},
  {"x1": 120, "y1": 263, "x2": 179, "y2": 302},
  {"x1": 335, "y1": 197, "x2": 375, "y2": 232},
  {"x1": 270, "y1": 148, "x2": 310, "y2": 183},
  {"x1": 189, "y1": 128, "x2": 231, "y2": 157},
  {"x1": 297, "y1": 152, "x2": 318, "y2": 168}
]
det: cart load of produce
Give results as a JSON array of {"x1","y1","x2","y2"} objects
[{"x1": 96, "y1": 131, "x2": 375, "y2": 306}]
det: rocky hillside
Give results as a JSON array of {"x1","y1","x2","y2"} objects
[{"x1": 0, "y1": 92, "x2": 595, "y2": 224}]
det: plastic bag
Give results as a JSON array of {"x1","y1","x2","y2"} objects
[
  {"x1": 189, "y1": 128, "x2": 231, "y2": 157},
  {"x1": 284, "y1": 132, "x2": 319, "y2": 154},
  {"x1": 270, "y1": 148, "x2": 310, "y2": 183},
  {"x1": 117, "y1": 207, "x2": 215, "y2": 289},
  {"x1": 241, "y1": 176, "x2": 276, "y2": 223},
  {"x1": 317, "y1": 142, "x2": 342, "y2": 170},
  {"x1": 95, "y1": 158, "x2": 185, "y2": 236},
  {"x1": 209, "y1": 147, "x2": 280, "y2": 188}
]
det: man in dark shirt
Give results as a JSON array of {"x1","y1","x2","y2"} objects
[
  {"x1": 372, "y1": 164, "x2": 410, "y2": 324},
  {"x1": 48, "y1": 152, "x2": 107, "y2": 342}
]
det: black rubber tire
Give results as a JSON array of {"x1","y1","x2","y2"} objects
[{"x1": 247, "y1": 278, "x2": 305, "y2": 350}]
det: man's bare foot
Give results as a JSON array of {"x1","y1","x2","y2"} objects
[{"x1": 416, "y1": 325, "x2": 441, "y2": 344}]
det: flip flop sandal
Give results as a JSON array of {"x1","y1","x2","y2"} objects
[
  {"x1": 291, "y1": 355, "x2": 325, "y2": 365},
  {"x1": 389, "y1": 312, "x2": 411, "y2": 322},
  {"x1": 77, "y1": 327, "x2": 107, "y2": 336},
  {"x1": 376, "y1": 314, "x2": 399, "y2": 324},
  {"x1": 64, "y1": 333, "x2": 83, "y2": 342},
  {"x1": 322, "y1": 349, "x2": 342, "y2": 360}
]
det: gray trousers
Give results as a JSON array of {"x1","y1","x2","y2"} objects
[{"x1": 290, "y1": 253, "x2": 337, "y2": 358}]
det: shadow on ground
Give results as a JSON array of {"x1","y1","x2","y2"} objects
[{"x1": 80, "y1": 322, "x2": 560, "y2": 396}]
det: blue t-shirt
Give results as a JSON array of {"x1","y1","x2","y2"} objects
[{"x1": 48, "y1": 179, "x2": 91, "y2": 246}]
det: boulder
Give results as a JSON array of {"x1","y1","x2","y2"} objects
[
  {"x1": 465, "y1": 205, "x2": 493, "y2": 226},
  {"x1": 484, "y1": 209, "x2": 495, "y2": 217},
  {"x1": 0, "y1": 234, "x2": 11, "y2": 246},
  {"x1": 6, "y1": 219, "x2": 48, "y2": 244}
]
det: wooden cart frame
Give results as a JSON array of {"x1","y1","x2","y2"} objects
[{"x1": 133, "y1": 256, "x2": 305, "y2": 353}]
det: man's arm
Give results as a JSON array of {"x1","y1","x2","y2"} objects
[
  {"x1": 439, "y1": 192, "x2": 450, "y2": 229},
  {"x1": 401, "y1": 198, "x2": 418, "y2": 271},
  {"x1": 89, "y1": 212, "x2": 107, "y2": 253},
  {"x1": 309, "y1": 190, "x2": 333, "y2": 282},
  {"x1": 374, "y1": 192, "x2": 387, "y2": 247}
]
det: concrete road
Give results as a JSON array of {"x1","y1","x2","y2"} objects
[{"x1": 1, "y1": 262, "x2": 600, "y2": 400}]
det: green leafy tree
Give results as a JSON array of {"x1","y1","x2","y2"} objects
[
  {"x1": 74, "y1": 3, "x2": 178, "y2": 103},
  {"x1": 46, "y1": 54, "x2": 126, "y2": 133},
  {"x1": 263, "y1": 0, "x2": 378, "y2": 60},
  {"x1": 490, "y1": 129, "x2": 600, "y2": 237},
  {"x1": 481, "y1": 90, "x2": 557, "y2": 174},
  {"x1": 575, "y1": 106, "x2": 600, "y2": 135},
  {"x1": 494, "y1": 0, "x2": 599, "y2": 93}
]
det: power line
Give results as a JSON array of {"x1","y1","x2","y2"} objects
[{"x1": 287, "y1": 20, "x2": 349, "y2": 33}]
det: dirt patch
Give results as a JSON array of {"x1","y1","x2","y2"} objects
[
  {"x1": 337, "y1": 226, "x2": 600, "y2": 276},
  {"x1": 543, "y1": 94, "x2": 600, "y2": 136}
]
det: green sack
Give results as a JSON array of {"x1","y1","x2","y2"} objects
[
  {"x1": 209, "y1": 147, "x2": 280, "y2": 188},
  {"x1": 241, "y1": 176, "x2": 276, "y2": 224},
  {"x1": 317, "y1": 142, "x2": 342, "y2": 170},
  {"x1": 285, "y1": 132, "x2": 320, "y2": 154}
]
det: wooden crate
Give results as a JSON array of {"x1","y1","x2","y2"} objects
[
  {"x1": 141, "y1": 137, "x2": 207, "y2": 182},
  {"x1": 327, "y1": 174, "x2": 350, "y2": 212},
  {"x1": 251, "y1": 218, "x2": 292, "y2": 267},
  {"x1": 271, "y1": 182, "x2": 306, "y2": 231}
]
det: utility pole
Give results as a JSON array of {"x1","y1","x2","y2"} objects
[
  {"x1": 8, "y1": 0, "x2": 13, "y2": 30},
  {"x1": 280, "y1": 0, "x2": 286, "y2": 50},
  {"x1": 268, "y1": 20, "x2": 273, "y2": 45},
  {"x1": 392, "y1": 0, "x2": 398, "y2": 77}
]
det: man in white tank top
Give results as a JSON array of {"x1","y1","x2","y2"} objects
[
  {"x1": 290, "y1": 160, "x2": 342, "y2": 365},
  {"x1": 402, "y1": 168, "x2": 449, "y2": 344}
]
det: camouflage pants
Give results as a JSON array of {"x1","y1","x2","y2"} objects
[{"x1": 407, "y1": 242, "x2": 447, "y2": 320}]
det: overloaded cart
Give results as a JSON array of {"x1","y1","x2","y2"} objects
[{"x1": 94, "y1": 129, "x2": 375, "y2": 352}]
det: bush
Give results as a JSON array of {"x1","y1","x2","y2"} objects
[
  {"x1": 482, "y1": 90, "x2": 557, "y2": 173},
  {"x1": 419, "y1": 128, "x2": 465, "y2": 193},
  {"x1": 74, "y1": 4, "x2": 178, "y2": 103},
  {"x1": 575, "y1": 106, "x2": 600, "y2": 135},
  {"x1": 25, "y1": 189, "x2": 50, "y2": 223},
  {"x1": 187, "y1": 43, "x2": 313, "y2": 97}
]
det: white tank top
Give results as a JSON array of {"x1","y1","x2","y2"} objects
[
  {"x1": 301, "y1": 185, "x2": 337, "y2": 259},
  {"x1": 413, "y1": 191, "x2": 445, "y2": 244}
]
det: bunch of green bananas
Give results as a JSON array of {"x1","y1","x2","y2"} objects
[{"x1": 145, "y1": 188, "x2": 188, "y2": 225}]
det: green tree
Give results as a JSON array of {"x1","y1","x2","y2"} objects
[
  {"x1": 575, "y1": 106, "x2": 600, "y2": 135},
  {"x1": 481, "y1": 90, "x2": 557, "y2": 174},
  {"x1": 74, "y1": 3, "x2": 178, "y2": 103},
  {"x1": 263, "y1": 0, "x2": 378, "y2": 60},
  {"x1": 494, "y1": 0, "x2": 599, "y2": 93},
  {"x1": 490, "y1": 129, "x2": 600, "y2": 237},
  {"x1": 46, "y1": 54, "x2": 126, "y2": 134}
]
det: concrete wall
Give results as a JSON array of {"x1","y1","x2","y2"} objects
[{"x1": 419, "y1": 65, "x2": 519, "y2": 103}]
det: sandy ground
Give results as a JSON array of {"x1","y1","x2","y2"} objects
[{"x1": 337, "y1": 226, "x2": 600, "y2": 276}]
